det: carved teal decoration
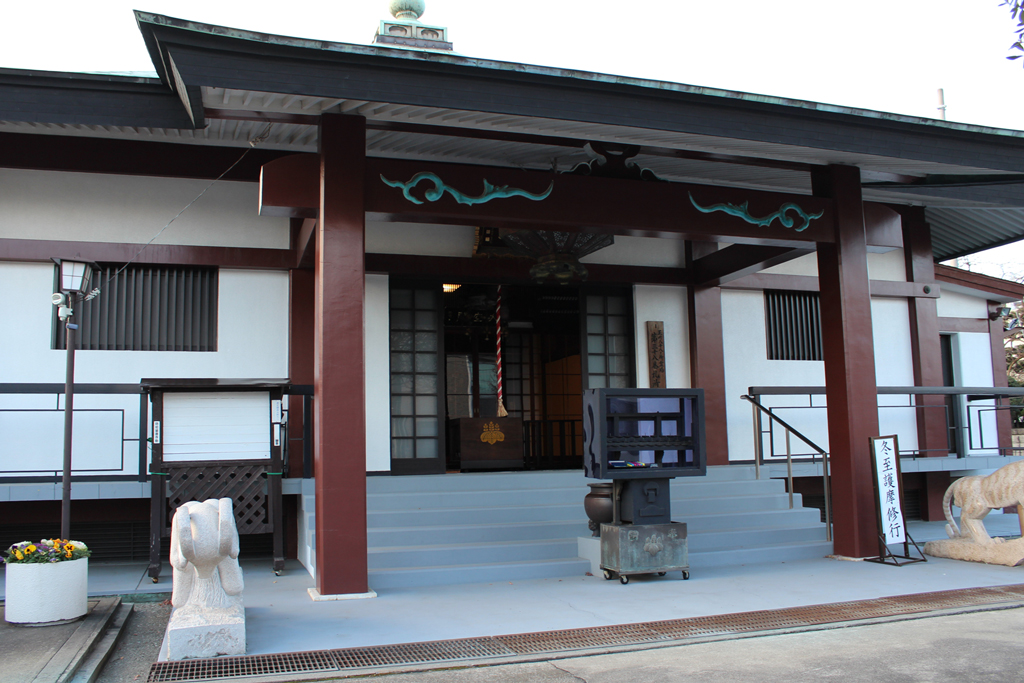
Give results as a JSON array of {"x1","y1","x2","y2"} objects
[
  {"x1": 688, "y1": 192, "x2": 823, "y2": 233},
  {"x1": 381, "y1": 172, "x2": 554, "y2": 206}
]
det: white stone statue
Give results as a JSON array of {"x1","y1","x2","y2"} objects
[
  {"x1": 161, "y1": 498, "x2": 246, "y2": 660},
  {"x1": 924, "y1": 460, "x2": 1024, "y2": 567}
]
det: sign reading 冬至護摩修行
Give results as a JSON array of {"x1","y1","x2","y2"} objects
[{"x1": 871, "y1": 435, "x2": 905, "y2": 545}]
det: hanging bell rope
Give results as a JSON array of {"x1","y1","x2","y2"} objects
[{"x1": 496, "y1": 284, "x2": 507, "y2": 418}]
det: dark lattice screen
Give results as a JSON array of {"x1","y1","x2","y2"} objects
[
  {"x1": 54, "y1": 265, "x2": 218, "y2": 351},
  {"x1": 0, "y1": 522, "x2": 274, "y2": 562},
  {"x1": 163, "y1": 465, "x2": 271, "y2": 535},
  {"x1": 764, "y1": 290, "x2": 823, "y2": 361}
]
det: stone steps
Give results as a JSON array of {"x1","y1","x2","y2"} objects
[{"x1": 354, "y1": 466, "x2": 832, "y2": 588}]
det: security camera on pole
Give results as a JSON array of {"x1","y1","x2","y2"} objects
[{"x1": 51, "y1": 258, "x2": 98, "y2": 540}]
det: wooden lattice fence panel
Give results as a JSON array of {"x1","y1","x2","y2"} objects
[{"x1": 164, "y1": 465, "x2": 272, "y2": 535}]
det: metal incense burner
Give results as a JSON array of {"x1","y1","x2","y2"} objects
[{"x1": 583, "y1": 388, "x2": 707, "y2": 584}]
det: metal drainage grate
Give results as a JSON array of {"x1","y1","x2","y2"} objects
[
  {"x1": 497, "y1": 623, "x2": 665, "y2": 654},
  {"x1": 331, "y1": 638, "x2": 514, "y2": 668},
  {"x1": 148, "y1": 651, "x2": 337, "y2": 682},
  {"x1": 148, "y1": 584, "x2": 1024, "y2": 682}
]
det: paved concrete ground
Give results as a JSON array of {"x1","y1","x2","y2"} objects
[
  {"x1": 0, "y1": 605, "x2": 89, "y2": 683},
  {"x1": 3, "y1": 515, "x2": 1022, "y2": 681},
  {"x1": 95, "y1": 601, "x2": 171, "y2": 683},
  {"x1": 328, "y1": 607, "x2": 1024, "y2": 683}
]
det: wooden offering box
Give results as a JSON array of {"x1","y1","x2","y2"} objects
[{"x1": 457, "y1": 417, "x2": 524, "y2": 470}]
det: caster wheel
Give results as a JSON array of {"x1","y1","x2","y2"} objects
[
  {"x1": 619, "y1": 575, "x2": 629, "y2": 585},
  {"x1": 151, "y1": 577, "x2": 159, "y2": 584},
  {"x1": 657, "y1": 572, "x2": 667, "y2": 577},
  {"x1": 682, "y1": 570, "x2": 690, "y2": 580},
  {"x1": 603, "y1": 569, "x2": 614, "y2": 580},
  {"x1": 274, "y1": 570, "x2": 282, "y2": 576}
]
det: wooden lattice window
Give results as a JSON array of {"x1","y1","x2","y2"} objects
[
  {"x1": 389, "y1": 285, "x2": 443, "y2": 462},
  {"x1": 583, "y1": 291, "x2": 634, "y2": 389},
  {"x1": 764, "y1": 290, "x2": 823, "y2": 361},
  {"x1": 53, "y1": 264, "x2": 218, "y2": 351}
]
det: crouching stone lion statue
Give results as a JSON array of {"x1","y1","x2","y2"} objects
[
  {"x1": 923, "y1": 460, "x2": 1024, "y2": 567},
  {"x1": 160, "y1": 498, "x2": 246, "y2": 660}
]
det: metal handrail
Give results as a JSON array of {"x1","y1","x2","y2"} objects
[
  {"x1": 748, "y1": 386, "x2": 1024, "y2": 397},
  {"x1": 748, "y1": 385, "x2": 1021, "y2": 458},
  {"x1": 741, "y1": 394, "x2": 832, "y2": 541}
]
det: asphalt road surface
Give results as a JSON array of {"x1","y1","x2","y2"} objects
[
  {"x1": 313, "y1": 607, "x2": 1024, "y2": 683},
  {"x1": 94, "y1": 603, "x2": 1024, "y2": 682}
]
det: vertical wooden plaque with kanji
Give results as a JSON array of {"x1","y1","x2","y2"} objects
[{"x1": 646, "y1": 321, "x2": 666, "y2": 389}]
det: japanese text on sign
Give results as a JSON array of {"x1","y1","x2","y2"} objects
[{"x1": 872, "y1": 436, "x2": 905, "y2": 544}]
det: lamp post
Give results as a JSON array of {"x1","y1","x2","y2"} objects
[{"x1": 52, "y1": 259, "x2": 96, "y2": 541}]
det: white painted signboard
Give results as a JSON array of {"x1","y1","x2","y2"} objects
[
  {"x1": 162, "y1": 392, "x2": 271, "y2": 462},
  {"x1": 871, "y1": 435, "x2": 905, "y2": 545}
]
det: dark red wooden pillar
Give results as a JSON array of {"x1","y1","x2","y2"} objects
[
  {"x1": 288, "y1": 269, "x2": 315, "y2": 479},
  {"x1": 314, "y1": 114, "x2": 367, "y2": 595},
  {"x1": 990, "y1": 305, "x2": 1013, "y2": 453},
  {"x1": 687, "y1": 242, "x2": 729, "y2": 466},
  {"x1": 900, "y1": 207, "x2": 950, "y2": 520},
  {"x1": 813, "y1": 165, "x2": 879, "y2": 557}
]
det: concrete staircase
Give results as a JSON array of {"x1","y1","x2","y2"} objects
[{"x1": 363, "y1": 466, "x2": 831, "y2": 589}]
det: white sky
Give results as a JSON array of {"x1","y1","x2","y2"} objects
[{"x1": 3, "y1": 0, "x2": 1024, "y2": 278}]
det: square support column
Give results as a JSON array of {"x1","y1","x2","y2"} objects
[
  {"x1": 686, "y1": 242, "x2": 729, "y2": 466},
  {"x1": 813, "y1": 165, "x2": 879, "y2": 558},
  {"x1": 314, "y1": 114, "x2": 368, "y2": 595},
  {"x1": 900, "y1": 207, "x2": 950, "y2": 520},
  {"x1": 289, "y1": 269, "x2": 315, "y2": 479},
  {"x1": 989, "y1": 307, "x2": 1013, "y2": 453}
]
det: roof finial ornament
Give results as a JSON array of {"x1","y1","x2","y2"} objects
[
  {"x1": 375, "y1": 0, "x2": 453, "y2": 51},
  {"x1": 389, "y1": 0, "x2": 425, "y2": 21}
]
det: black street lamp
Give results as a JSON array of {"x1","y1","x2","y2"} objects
[{"x1": 52, "y1": 258, "x2": 96, "y2": 540}]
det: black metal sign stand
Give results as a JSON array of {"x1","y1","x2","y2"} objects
[
  {"x1": 865, "y1": 532, "x2": 926, "y2": 566},
  {"x1": 865, "y1": 435, "x2": 926, "y2": 566}
]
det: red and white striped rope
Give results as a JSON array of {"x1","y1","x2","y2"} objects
[{"x1": 496, "y1": 284, "x2": 506, "y2": 417}]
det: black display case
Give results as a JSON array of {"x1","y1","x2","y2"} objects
[{"x1": 583, "y1": 388, "x2": 706, "y2": 480}]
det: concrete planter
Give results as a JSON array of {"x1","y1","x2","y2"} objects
[{"x1": 4, "y1": 558, "x2": 88, "y2": 624}]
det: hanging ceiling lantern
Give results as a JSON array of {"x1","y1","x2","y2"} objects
[
  {"x1": 442, "y1": 283, "x2": 462, "y2": 293},
  {"x1": 499, "y1": 230, "x2": 614, "y2": 284}
]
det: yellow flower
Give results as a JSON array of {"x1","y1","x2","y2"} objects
[
  {"x1": 26, "y1": 545, "x2": 36, "y2": 553},
  {"x1": 65, "y1": 551, "x2": 73, "y2": 558},
  {"x1": 15, "y1": 550, "x2": 23, "y2": 560}
]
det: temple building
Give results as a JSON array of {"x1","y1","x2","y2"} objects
[{"x1": 2, "y1": 4, "x2": 1024, "y2": 597}]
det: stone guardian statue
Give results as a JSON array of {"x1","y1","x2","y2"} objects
[
  {"x1": 161, "y1": 498, "x2": 246, "y2": 660},
  {"x1": 924, "y1": 460, "x2": 1024, "y2": 567}
]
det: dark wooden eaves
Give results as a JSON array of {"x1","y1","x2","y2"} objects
[{"x1": 0, "y1": 68, "x2": 195, "y2": 129}]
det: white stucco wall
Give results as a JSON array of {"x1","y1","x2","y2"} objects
[
  {"x1": 0, "y1": 262, "x2": 289, "y2": 477},
  {"x1": 761, "y1": 253, "x2": 819, "y2": 277},
  {"x1": 758, "y1": 250, "x2": 907, "y2": 282},
  {"x1": 721, "y1": 290, "x2": 827, "y2": 461},
  {"x1": 0, "y1": 168, "x2": 288, "y2": 249},
  {"x1": 936, "y1": 290, "x2": 990, "y2": 319},
  {"x1": 721, "y1": 291, "x2": 919, "y2": 461},
  {"x1": 867, "y1": 249, "x2": 907, "y2": 282},
  {"x1": 365, "y1": 273, "x2": 391, "y2": 472},
  {"x1": 365, "y1": 222, "x2": 476, "y2": 257},
  {"x1": 581, "y1": 236, "x2": 687, "y2": 268},
  {"x1": 871, "y1": 297, "x2": 918, "y2": 451},
  {"x1": 950, "y1": 332, "x2": 1000, "y2": 454},
  {"x1": 633, "y1": 285, "x2": 690, "y2": 389}
]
